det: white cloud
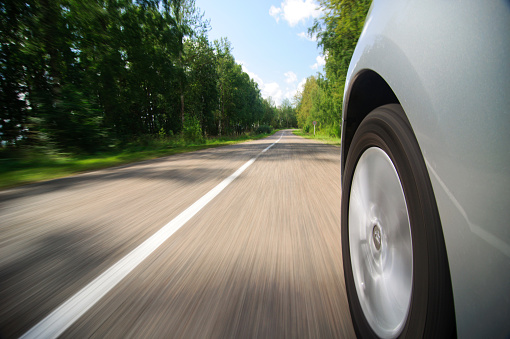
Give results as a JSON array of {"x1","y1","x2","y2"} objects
[
  {"x1": 242, "y1": 64, "x2": 264, "y2": 87},
  {"x1": 270, "y1": 0, "x2": 321, "y2": 27},
  {"x1": 264, "y1": 82, "x2": 283, "y2": 103},
  {"x1": 282, "y1": 76, "x2": 308, "y2": 104},
  {"x1": 284, "y1": 71, "x2": 298, "y2": 84},
  {"x1": 297, "y1": 77, "x2": 307, "y2": 93},
  {"x1": 243, "y1": 65, "x2": 284, "y2": 105},
  {"x1": 284, "y1": 90, "x2": 294, "y2": 101},
  {"x1": 242, "y1": 66, "x2": 311, "y2": 106},
  {"x1": 269, "y1": 6, "x2": 282, "y2": 23},
  {"x1": 311, "y1": 54, "x2": 326, "y2": 70},
  {"x1": 297, "y1": 31, "x2": 317, "y2": 41}
]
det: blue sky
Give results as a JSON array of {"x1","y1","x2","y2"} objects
[{"x1": 195, "y1": 0, "x2": 325, "y2": 106}]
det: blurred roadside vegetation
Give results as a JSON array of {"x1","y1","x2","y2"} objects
[
  {"x1": 293, "y1": 129, "x2": 341, "y2": 146},
  {"x1": 1, "y1": 0, "x2": 297, "y2": 189},
  {"x1": 1, "y1": 0, "x2": 369, "y2": 188},
  {"x1": 294, "y1": 0, "x2": 371, "y2": 138},
  {"x1": 1, "y1": 0, "x2": 296, "y2": 154},
  {"x1": 0, "y1": 131, "x2": 274, "y2": 190}
]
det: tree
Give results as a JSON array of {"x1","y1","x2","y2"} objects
[
  {"x1": 214, "y1": 38, "x2": 237, "y2": 135},
  {"x1": 0, "y1": 0, "x2": 33, "y2": 146},
  {"x1": 259, "y1": 97, "x2": 276, "y2": 127},
  {"x1": 214, "y1": 39, "x2": 268, "y2": 135},
  {"x1": 278, "y1": 99, "x2": 297, "y2": 128},
  {"x1": 296, "y1": 76, "x2": 318, "y2": 132},
  {"x1": 293, "y1": 0, "x2": 370, "y2": 137},
  {"x1": 1, "y1": 0, "x2": 276, "y2": 154},
  {"x1": 167, "y1": 0, "x2": 208, "y2": 127},
  {"x1": 184, "y1": 35, "x2": 218, "y2": 135}
]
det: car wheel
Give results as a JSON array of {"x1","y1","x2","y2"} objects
[{"x1": 341, "y1": 104, "x2": 456, "y2": 338}]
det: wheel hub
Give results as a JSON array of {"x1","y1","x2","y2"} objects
[
  {"x1": 372, "y1": 224, "x2": 382, "y2": 251},
  {"x1": 348, "y1": 147, "x2": 413, "y2": 339}
]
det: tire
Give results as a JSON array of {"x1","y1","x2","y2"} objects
[{"x1": 341, "y1": 104, "x2": 456, "y2": 338}]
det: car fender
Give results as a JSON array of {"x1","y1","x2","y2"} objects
[{"x1": 342, "y1": 0, "x2": 510, "y2": 337}]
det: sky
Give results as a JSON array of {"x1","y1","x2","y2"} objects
[{"x1": 195, "y1": 0, "x2": 325, "y2": 107}]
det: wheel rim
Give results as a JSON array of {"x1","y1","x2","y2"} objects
[{"x1": 349, "y1": 147, "x2": 413, "y2": 338}]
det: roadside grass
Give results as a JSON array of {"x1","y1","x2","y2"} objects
[
  {"x1": 0, "y1": 133, "x2": 273, "y2": 190},
  {"x1": 293, "y1": 129, "x2": 341, "y2": 146}
]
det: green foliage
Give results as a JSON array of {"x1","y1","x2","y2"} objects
[
  {"x1": 182, "y1": 116, "x2": 204, "y2": 143},
  {"x1": 272, "y1": 99, "x2": 297, "y2": 129},
  {"x1": 213, "y1": 38, "x2": 272, "y2": 136},
  {"x1": 1, "y1": 0, "x2": 279, "y2": 156},
  {"x1": 294, "y1": 0, "x2": 371, "y2": 138},
  {"x1": 184, "y1": 35, "x2": 218, "y2": 135},
  {"x1": 293, "y1": 129, "x2": 341, "y2": 146},
  {"x1": 296, "y1": 76, "x2": 319, "y2": 131},
  {"x1": 255, "y1": 125, "x2": 273, "y2": 134},
  {"x1": 0, "y1": 132, "x2": 275, "y2": 189}
]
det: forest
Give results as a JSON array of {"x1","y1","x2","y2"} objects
[
  {"x1": 1, "y1": 0, "x2": 370, "y2": 156},
  {"x1": 294, "y1": 0, "x2": 371, "y2": 138},
  {"x1": 1, "y1": 0, "x2": 298, "y2": 154}
]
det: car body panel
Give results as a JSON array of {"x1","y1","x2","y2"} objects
[{"x1": 341, "y1": 0, "x2": 510, "y2": 337}]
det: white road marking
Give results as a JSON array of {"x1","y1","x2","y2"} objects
[{"x1": 21, "y1": 132, "x2": 285, "y2": 339}]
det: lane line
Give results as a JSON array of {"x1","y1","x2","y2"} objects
[{"x1": 21, "y1": 132, "x2": 284, "y2": 339}]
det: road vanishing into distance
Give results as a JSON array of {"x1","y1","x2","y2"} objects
[{"x1": 0, "y1": 130, "x2": 356, "y2": 338}]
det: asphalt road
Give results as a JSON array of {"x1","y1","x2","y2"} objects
[{"x1": 0, "y1": 130, "x2": 356, "y2": 338}]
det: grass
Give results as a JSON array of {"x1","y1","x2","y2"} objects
[
  {"x1": 292, "y1": 129, "x2": 341, "y2": 146},
  {"x1": 0, "y1": 133, "x2": 273, "y2": 190}
]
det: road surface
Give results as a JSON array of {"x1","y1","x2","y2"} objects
[{"x1": 0, "y1": 130, "x2": 355, "y2": 338}]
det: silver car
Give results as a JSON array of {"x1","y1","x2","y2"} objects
[{"x1": 340, "y1": 1, "x2": 510, "y2": 338}]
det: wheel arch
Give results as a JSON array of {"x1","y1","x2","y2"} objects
[
  {"x1": 341, "y1": 70, "x2": 458, "y2": 337},
  {"x1": 341, "y1": 70, "x2": 399, "y2": 178}
]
